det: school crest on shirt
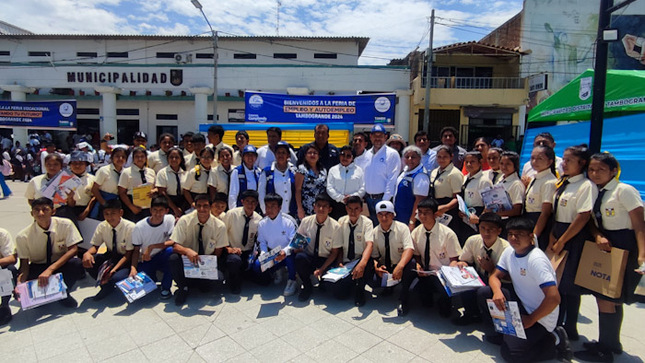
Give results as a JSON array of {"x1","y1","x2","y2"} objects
[
  {"x1": 208, "y1": 242, "x2": 215, "y2": 250},
  {"x1": 398, "y1": 247, "x2": 404, "y2": 253},
  {"x1": 325, "y1": 240, "x2": 331, "y2": 248},
  {"x1": 439, "y1": 251, "x2": 446, "y2": 259},
  {"x1": 467, "y1": 191, "x2": 475, "y2": 199},
  {"x1": 520, "y1": 268, "x2": 527, "y2": 276},
  {"x1": 356, "y1": 233, "x2": 363, "y2": 242},
  {"x1": 527, "y1": 196, "x2": 535, "y2": 205},
  {"x1": 605, "y1": 208, "x2": 615, "y2": 217},
  {"x1": 559, "y1": 198, "x2": 568, "y2": 207}
]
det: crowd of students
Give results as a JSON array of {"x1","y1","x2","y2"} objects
[{"x1": 0, "y1": 124, "x2": 643, "y2": 363}]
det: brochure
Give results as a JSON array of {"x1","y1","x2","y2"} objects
[
  {"x1": 116, "y1": 272, "x2": 157, "y2": 303},
  {"x1": 456, "y1": 195, "x2": 478, "y2": 231},
  {"x1": 258, "y1": 246, "x2": 282, "y2": 272},
  {"x1": 287, "y1": 233, "x2": 310, "y2": 254},
  {"x1": 480, "y1": 184, "x2": 513, "y2": 212},
  {"x1": 322, "y1": 260, "x2": 359, "y2": 283},
  {"x1": 15, "y1": 273, "x2": 68, "y2": 310},
  {"x1": 182, "y1": 255, "x2": 219, "y2": 280},
  {"x1": 380, "y1": 272, "x2": 401, "y2": 287},
  {"x1": 0, "y1": 269, "x2": 13, "y2": 297},
  {"x1": 486, "y1": 299, "x2": 527, "y2": 339},
  {"x1": 41, "y1": 170, "x2": 83, "y2": 206},
  {"x1": 436, "y1": 266, "x2": 485, "y2": 296},
  {"x1": 132, "y1": 184, "x2": 152, "y2": 209},
  {"x1": 436, "y1": 213, "x2": 452, "y2": 226},
  {"x1": 96, "y1": 260, "x2": 114, "y2": 286}
]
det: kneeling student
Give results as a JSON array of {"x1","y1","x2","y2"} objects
[
  {"x1": 372, "y1": 200, "x2": 416, "y2": 316},
  {"x1": 410, "y1": 197, "x2": 462, "y2": 318},
  {"x1": 478, "y1": 217, "x2": 572, "y2": 362},
  {"x1": 211, "y1": 192, "x2": 228, "y2": 220},
  {"x1": 169, "y1": 194, "x2": 236, "y2": 305},
  {"x1": 224, "y1": 190, "x2": 262, "y2": 288},
  {"x1": 83, "y1": 199, "x2": 135, "y2": 300},
  {"x1": 451, "y1": 212, "x2": 508, "y2": 325},
  {"x1": 332, "y1": 196, "x2": 375, "y2": 306},
  {"x1": 15, "y1": 198, "x2": 84, "y2": 308},
  {"x1": 0, "y1": 228, "x2": 17, "y2": 324},
  {"x1": 295, "y1": 193, "x2": 340, "y2": 302}
]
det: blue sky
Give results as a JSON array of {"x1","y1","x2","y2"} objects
[{"x1": 2, "y1": 0, "x2": 524, "y2": 65}]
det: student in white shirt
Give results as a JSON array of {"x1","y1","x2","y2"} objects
[
  {"x1": 155, "y1": 147, "x2": 188, "y2": 217},
  {"x1": 363, "y1": 124, "x2": 401, "y2": 224},
  {"x1": 491, "y1": 151, "x2": 525, "y2": 220},
  {"x1": 147, "y1": 133, "x2": 174, "y2": 173},
  {"x1": 208, "y1": 146, "x2": 234, "y2": 200},
  {"x1": 522, "y1": 146, "x2": 557, "y2": 250},
  {"x1": 258, "y1": 141, "x2": 297, "y2": 218},
  {"x1": 25, "y1": 153, "x2": 64, "y2": 205},
  {"x1": 326, "y1": 145, "x2": 365, "y2": 220},
  {"x1": 429, "y1": 145, "x2": 463, "y2": 236},
  {"x1": 0, "y1": 228, "x2": 17, "y2": 325},
  {"x1": 521, "y1": 132, "x2": 564, "y2": 182},
  {"x1": 483, "y1": 147, "x2": 503, "y2": 185},
  {"x1": 478, "y1": 217, "x2": 571, "y2": 362},
  {"x1": 183, "y1": 147, "x2": 215, "y2": 207},
  {"x1": 91, "y1": 147, "x2": 127, "y2": 220},
  {"x1": 224, "y1": 190, "x2": 263, "y2": 287},
  {"x1": 67, "y1": 151, "x2": 96, "y2": 222},
  {"x1": 459, "y1": 151, "x2": 493, "y2": 244},
  {"x1": 184, "y1": 133, "x2": 206, "y2": 170},
  {"x1": 118, "y1": 146, "x2": 156, "y2": 222},
  {"x1": 229, "y1": 145, "x2": 261, "y2": 210}
]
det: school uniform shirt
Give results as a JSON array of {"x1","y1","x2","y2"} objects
[
  {"x1": 94, "y1": 164, "x2": 122, "y2": 194},
  {"x1": 0, "y1": 228, "x2": 16, "y2": 258},
  {"x1": 592, "y1": 178, "x2": 643, "y2": 230},
  {"x1": 228, "y1": 165, "x2": 260, "y2": 210},
  {"x1": 553, "y1": 173, "x2": 597, "y2": 223},
  {"x1": 131, "y1": 214, "x2": 175, "y2": 260},
  {"x1": 498, "y1": 173, "x2": 526, "y2": 206},
  {"x1": 524, "y1": 169, "x2": 557, "y2": 213},
  {"x1": 90, "y1": 219, "x2": 135, "y2": 255},
  {"x1": 373, "y1": 220, "x2": 414, "y2": 266},
  {"x1": 206, "y1": 141, "x2": 232, "y2": 168},
  {"x1": 258, "y1": 162, "x2": 296, "y2": 214},
  {"x1": 155, "y1": 166, "x2": 186, "y2": 197},
  {"x1": 170, "y1": 211, "x2": 229, "y2": 255},
  {"x1": 394, "y1": 164, "x2": 430, "y2": 203},
  {"x1": 72, "y1": 173, "x2": 95, "y2": 206},
  {"x1": 184, "y1": 152, "x2": 198, "y2": 170},
  {"x1": 25, "y1": 174, "x2": 50, "y2": 200},
  {"x1": 410, "y1": 222, "x2": 461, "y2": 270},
  {"x1": 483, "y1": 169, "x2": 502, "y2": 185},
  {"x1": 147, "y1": 149, "x2": 169, "y2": 173},
  {"x1": 183, "y1": 165, "x2": 212, "y2": 194},
  {"x1": 232, "y1": 150, "x2": 242, "y2": 166},
  {"x1": 256, "y1": 145, "x2": 298, "y2": 170},
  {"x1": 326, "y1": 162, "x2": 366, "y2": 203},
  {"x1": 257, "y1": 213, "x2": 297, "y2": 253},
  {"x1": 459, "y1": 235, "x2": 509, "y2": 277},
  {"x1": 15, "y1": 217, "x2": 82, "y2": 264},
  {"x1": 333, "y1": 215, "x2": 377, "y2": 263},
  {"x1": 208, "y1": 164, "x2": 233, "y2": 195},
  {"x1": 224, "y1": 207, "x2": 262, "y2": 251},
  {"x1": 363, "y1": 145, "x2": 401, "y2": 200},
  {"x1": 463, "y1": 170, "x2": 492, "y2": 208},
  {"x1": 496, "y1": 246, "x2": 559, "y2": 332},
  {"x1": 429, "y1": 163, "x2": 462, "y2": 199},
  {"x1": 213, "y1": 211, "x2": 226, "y2": 221},
  {"x1": 118, "y1": 164, "x2": 156, "y2": 195},
  {"x1": 432, "y1": 144, "x2": 467, "y2": 170},
  {"x1": 298, "y1": 215, "x2": 340, "y2": 258},
  {"x1": 522, "y1": 157, "x2": 564, "y2": 179}
]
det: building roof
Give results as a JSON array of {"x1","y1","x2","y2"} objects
[
  {"x1": 0, "y1": 20, "x2": 33, "y2": 35},
  {"x1": 432, "y1": 41, "x2": 526, "y2": 55}
]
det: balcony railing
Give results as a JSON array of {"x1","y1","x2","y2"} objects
[{"x1": 425, "y1": 77, "x2": 525, "y2": 89}]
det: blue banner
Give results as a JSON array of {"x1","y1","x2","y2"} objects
[
  {"x1": 245, "y1": 92, "x2": 395, "y2": 124},
  {"x1": 0, "y1": 100, "x2": 77, "y2": 129}
]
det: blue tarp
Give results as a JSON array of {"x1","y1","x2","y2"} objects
[
  {"x1": 0, "y1": 100, "x2": 77, "y2": 129},
  {"x1": 520, "y1": 113, "x2": 645, "y2": 198}
]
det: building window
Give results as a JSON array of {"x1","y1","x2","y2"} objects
[
  {"x1": 228, "y1": 109, "x2": 245, "y2": 122},
  {"x1": 196, "y1": 53, "x2": 214, "y2": 59},
  {"x1": 116, "y1": 109, "x2": 140, "y2": 116},
  {"x1": 234, "y1": 53, "x2": 256, "y2": 59},
  {"x1": 156, "y1": 114, "x2": 178, "y2": 120},
  {"x1": 77, "y1": 108, "x2": 100, "y2": 115},
  {"x1": 0, "y1": 51, "x2": 9, "y2": 56},
  {"x1": 273, "y1": 53, "x2": 297, "y2": 59},
  {"x1": 156, "y1": 52, "x2": 176, "y2": 59},
  {"x1": 107, "y1": 52, "x2": 128, "y2": 58},
  {"x1": 314, "y1": 53, "x2": 337, "y2": 59},
  {"x1": 76, "y1": 52, "x2": 97, "y2": 58},
  {"x1": 28, "y1": 51, "x2": 50, "y2": 57}
]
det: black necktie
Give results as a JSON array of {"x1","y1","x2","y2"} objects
[
  {"x1": 384, "y1": 230, "x2": 392, "y2": 271},
  {"x1": 139, "y1": 169, "x2": 147, "y2": 184},
  {"x1": 593, "y1": 188, "x2": 607, "y2": 233},
  {"x1": 314, "y1": 223, "x2": 323, "y2": 257},
  {"x1": 242, "y1": 215, "x2": 251, "y2": 247},
  {"x1": 44, "y1": 231, "x2": 52, "y2": 265},
  {"x1": 424, "y1": 231, "x2": 431, "y2": 271},
  {"x1": 197, "y1": 223, "x2": 205, "y2": 255},
  {"x1": 347, "y1": 224, "x2": 357, "y2": 260},
  {"x1": 523, "y1": 178, "x2": 537, "y2": 214},
  {"x1": 491, "y1": 171, "x2": 499, "y2": 183},
  {"x1": 461, "y1": 177, "x2": 474, "y2": 198},
  {"x1": 112, "y1": 228, "x2": 118, "y2": 254},
  {"x1": 174, "y1": 171, "x2": 181, "y2": 196},
  {"x1": 430, "y1": 170, "x2": 446, "y2": 198},
  {"x1": 553, "y1": 178, "x2": 570, "y2": 218},
  {"x1": 225, "y1": 169, "x2": 232, "y2": 195}
]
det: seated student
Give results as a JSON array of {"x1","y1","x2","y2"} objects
[
  {"x1": 169, "y1": 195, "x2": 238, "y2": 304},
  {"x1": 211, "y1": 192, "x2": 228, "y2": 220},
  {"x1": 82, "y1": 199, "x2": 135, "y2": 301},
  {"x1": 477, "y1": 217, "x2": 572, "y2": 362},
  {"x1": 410, "y1": 197, "x2": 462, "y2": 318},
  {"x1": 0, "y1": 228, "x2": 17, "y2": 325},
  {"x1": 332, "y1": 196, "x2": 375, "y2": 306},
  {"x1": 130, "y1": 196, "x2": 176, "y2": 300},
  {"x1": 255, "y1": 193, "x2": 298, "y2": 296},
  {"x1": 371, "y1": 200, "x2": 416, "y2": 316},
  {"x1": 15, "y1": 197, "x2": 84, "y2": 308},
  {"x1": 451, "y1": 212, "x2": 509, "y2": 325},
  {"x1": 295, "y1": 193, "x2": 340, "y2": 301},
  {"x1": 224, "y1": 190, "x2": 263, "y2": 288}
]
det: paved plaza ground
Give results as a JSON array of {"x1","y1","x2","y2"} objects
[{"x1": 0, "y1": 180, "x2": 643, "y2": 362}]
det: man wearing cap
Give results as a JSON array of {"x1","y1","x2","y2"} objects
[
  {"x1": 206, "y1": 125, "x2": 231, "y2": 167},
  {"x1": 371, "y1": 200, "x2": 416, "y2": 316},
  {"x1": 296, "y1": 124, "x2": 339, "y2": 170},
  {"x1": 258, "y1": 141, "x2": 298, "y2": 217},
  {"x1": 256, "y1": 127, "x2": 298, "y2": 170},
  {"x1": 229, "y1": 145, "x2": 262, "y2": 210},
  {"x1": 363, "y1": 124, "x2": 401, "y2": 225},
  {"x1": 125, "y1": 131, "x2": 150, "y2": 168}
]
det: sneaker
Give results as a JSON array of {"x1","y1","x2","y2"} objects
[
  {"x1": 93, "y1": 286, "x2": 112, "y2": 301},
  {"x1": 273, "y1": 269, "x2": 284, "y2": 285},
  {"x1": 59, "y1": 295, "x2": 78, "y2": 308},
  {"x1": 160, "y1": 289, "x2": 172, "y2": 300},
  {"x1": 174, "y1": 288, "x2": 189, "y2": 306},
  {"x1": 0, "y1": 307, "x2": 12, "y2": 325},
  {"x1": 554, "y1": 326, "x2": 573, "y2": 362},
  {"x1": 310, "y1": 275, "x2": 320, "y2": 288},
  {"x1": 283, "y1": 280, "x2": 297, "y2": 296}
]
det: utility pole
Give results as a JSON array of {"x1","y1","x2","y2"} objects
[
  {"x1": 423, "y1": 9, "x2": 435, "y2": 133},
  {"x1": 191, "y1": 0, "x2": 218, "y2": 123}
]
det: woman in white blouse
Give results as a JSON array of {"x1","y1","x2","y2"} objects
[{"x1": 326, "y1": 145, "x2": 365, "y2": 220}]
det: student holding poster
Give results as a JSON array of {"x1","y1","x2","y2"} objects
[{"x1": 118, "y1": 146, "x2": 156, "y2": 222}]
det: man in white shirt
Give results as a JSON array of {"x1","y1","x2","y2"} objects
[
  {"x1": 352, "y1": 132, "x2": 371, "y2": 171},
  {"x1": 255, "y1": 127, "x2": 297, "y2": 170},
  {"x1": 363, "y1": 124, "x2": 401, "y2": 224},
  {"x1": 414, "y1": 130, "x2": 438, "y2": 171}
]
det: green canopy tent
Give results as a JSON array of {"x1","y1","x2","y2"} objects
[{"x1": 528, "y1": 69, "x2": 645, "y2": 123}]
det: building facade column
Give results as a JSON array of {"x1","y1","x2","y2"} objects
[
  {"x1": 95, "y1": 86, "x2": 122, "y2": 145},
  {"x1": 190, "y1": 87, "x2": 213, "y2": 132},
  {"x1": 394, "y1": 89, "x2": 412, "y2": 142},
  {"x1": 0, "y1": 85, "x2": 36, "y2": 146}
]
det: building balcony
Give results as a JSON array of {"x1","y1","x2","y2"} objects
[
  {"x1": 412, "y1": 76, "x2": 527, "y2": 107},
  {"x1": 425, "y1": 76, "x2": 525, "y2": 89}
]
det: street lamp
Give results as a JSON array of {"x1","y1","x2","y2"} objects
[{"x1": 191, "y1": 0, "x2": 218, "y2": 123}]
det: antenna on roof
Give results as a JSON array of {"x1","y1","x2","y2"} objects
[{"x1": 276, "y1": 0, "x2": 281, "y2": 36}]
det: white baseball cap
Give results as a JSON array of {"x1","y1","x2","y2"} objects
[{"x1": 375, "y1": 200, "x2": 395, "y2": 215}]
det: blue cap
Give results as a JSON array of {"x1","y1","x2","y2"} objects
[
  {"x1": 275, "y1": 141, "x2": 290, "y2": 150},
  {"x1": 70, "y1": 150, "x2": 88, "y2": 163},
  {"x1": 371, "y1": 124, "x2": 386, "y2": 133},
  {"x1": 242, "y1": 145, "x2": 258, "y2": 155}
]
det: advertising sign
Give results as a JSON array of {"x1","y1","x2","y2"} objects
[
  {"x1": 245, "y1": 91, "x2": 395, "y2": 124},
  {"x1": 0, "y1": 100, "x2": 77, "y2": 129}
]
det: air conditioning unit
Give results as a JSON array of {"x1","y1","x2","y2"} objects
[{"x1": 174, "y1": 53, "x2": 192, "y2": 64}]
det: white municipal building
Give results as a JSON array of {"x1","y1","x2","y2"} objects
[{"x1": 0, "y1": 21, "x2": 411, "y2": 146}]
